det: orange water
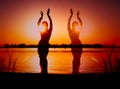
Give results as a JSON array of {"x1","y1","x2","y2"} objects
[{"x1": 0, "y1": 48, "x2": 120, "y2": 74}]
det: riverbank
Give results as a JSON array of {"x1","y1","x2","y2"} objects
[
  {"x1": 0, "y1": 72, "x2": 120, "y2": 81},
  {"x1": 0, "y1": 72, "x2": 120, "y2": 87}
]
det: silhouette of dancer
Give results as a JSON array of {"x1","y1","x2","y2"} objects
[
  {"x1": 37, "y1": 8, "x2": 53, "y2": 74},
  {"x1": 68, "y1": 9, "x2": 83, "y2": 74}
]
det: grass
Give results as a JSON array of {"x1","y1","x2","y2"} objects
[
  {"x1": 0, "y1": 49, "x2": 18, "y2": 72},
  {"x1": 102, "y1": 47, "x2": 120, "y2": 73}
]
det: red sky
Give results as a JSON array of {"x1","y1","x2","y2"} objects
[{"x1": 0, "y1": 0, "x2": 120, "y2": 46}]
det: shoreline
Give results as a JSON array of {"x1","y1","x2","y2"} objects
[
  {"x1": 0, "y1": 72, "x2": 120, "y2": 81},
  {"x1": 0, "y1": 72, "x2": 120, "y2": 87}
]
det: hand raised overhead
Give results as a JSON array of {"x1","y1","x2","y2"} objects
[
  {"x1": 47, "y1": 8, "x2": 50, "y2": 16},
  {"x1": 40, "y1": 10, "x2": 43, "y2": 17},
  {"x1": 77, "y1": 11, "x2": 80, "y2": 17},
  {"x1": 70, "y1": 8, "x2": 73, "y2": 16},
  {"x1": 77, "y1": 10, "x2": 83, "y2": 26}
]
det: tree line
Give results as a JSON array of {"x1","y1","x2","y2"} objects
[{"x1": 0, "y1": 43, "x2": 106, "y2": 48}]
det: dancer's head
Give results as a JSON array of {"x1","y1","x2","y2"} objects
[
  {"x1": 42, "y1": 21, "x2": 48, "y2": 30},
  {"x1": 72, "y1": 21, "x2": 78, "y2": 30}
]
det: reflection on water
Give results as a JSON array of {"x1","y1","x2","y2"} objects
[{"x1": 0, "y1": 48, "x2": 120, "y2": 74}]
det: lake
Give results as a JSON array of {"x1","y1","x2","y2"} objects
[{"x1": 0, "y1": 48, "x2": 120, "y2": 74}]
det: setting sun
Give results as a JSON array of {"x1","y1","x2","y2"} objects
[
  {"x1": 38, "y1": 24, "x2": 46, "y2": 33},
  {"x1": 75, "y1": 24, "x2": 81, "y2": 32}
]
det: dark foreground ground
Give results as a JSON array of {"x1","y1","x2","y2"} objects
[{"x1": 0, "y1": 72, "x2": 120, "y2": 87}]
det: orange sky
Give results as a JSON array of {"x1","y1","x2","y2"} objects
[{"x1": 0, "y1": 0, "x2": 120, "y2": 46}]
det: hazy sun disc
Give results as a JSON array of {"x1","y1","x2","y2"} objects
[
  {"x1": 38, "y1": 25, "x2": 45, "y2": 32},
  {"x1": 75, "y1": 25, "x2": 81, "y2": 32}
]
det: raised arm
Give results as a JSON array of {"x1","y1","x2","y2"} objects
[
  {"x1": 47, "y1": 8, "x2": 53, "y2": 31},
  {"x1": 77, "y1": 11, "x2": 83, "y2": 26},
  {"x1": 37, "y1": 11, "x2": 43, "y2": 26},
  {"x1": 68, "y1": 9, "x2": 73, "y2": 31}
]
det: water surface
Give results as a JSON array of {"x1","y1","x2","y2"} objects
[{"x1": 0, "y1": 48, "x2": 120, "y2": 74}]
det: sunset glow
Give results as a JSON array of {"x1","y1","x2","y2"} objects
[
  {"x1": 0, "y1": 0, "x2": 120, "y2": 46},
  {"x1": 72, "y1": 24, "x2": 81, "y2": 32},
  {"x1": 38, "y1": 25, "x2": 45, "y2": 32}
]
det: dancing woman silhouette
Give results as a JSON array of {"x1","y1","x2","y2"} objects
[
  {"x1": 37, "y1": 8, "x2": 53, "y2": 74},
  {"x1": 68, "y1": 9, "x2": 83, "y2": 74}
]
